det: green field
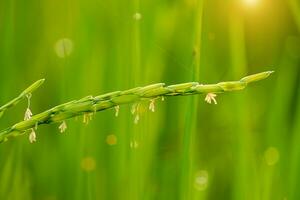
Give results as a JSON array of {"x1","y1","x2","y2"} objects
[{"x1": 0, "y1": 0, "x2": 300, "y2": 199}]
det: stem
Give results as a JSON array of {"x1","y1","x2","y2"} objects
[
  {"x1": 0, "y1": 71, "x2": 273, "y2": 143},
  {"x1": 0, "y1": 79, "x2": 45, "y2": 118},
  {"x1": 289, "y1": 0, "x2": 300, "y2": 32},
  {"x1": 180, "y1": 0, "x2": 204, "y2": 199}
]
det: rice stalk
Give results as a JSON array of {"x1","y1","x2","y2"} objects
[
  {"x1": 0, "y1": 79, "x2": 45, "y2": 118},
  {"x1": 0, "y1": 71, "x2": 273, "y2": 143},
  {"x1": 180, "y1": 0, "x2": 204, "y2": 198}
]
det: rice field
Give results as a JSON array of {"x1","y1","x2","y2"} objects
[{"x1": 0, "y1": 0, "x2": 299, "y2": 199}]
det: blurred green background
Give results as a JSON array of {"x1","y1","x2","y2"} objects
[{"x1": 0, "y1": 0, "x2": 300, "y2": 199}]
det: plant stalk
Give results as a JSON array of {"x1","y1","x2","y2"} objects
[{"x1": 0, "y1": 71, "x2": 273, "y2": 143}]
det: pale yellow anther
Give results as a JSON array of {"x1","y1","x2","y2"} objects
[
  {"x1": 205, "y1": 93, "x2": 217, "y2": 104},
  {"x1": 149, "y1": 99, "x2": 155, "y2": 112},
  {"x1": 114, "y1": 105, "x2": 120, "y2": 117},
  {"x1": 29, "y1": 128, "x2": 36, "y2": 143},
  {"x1": 59, "y1": 121, "x2": 67, "y2": 133}
]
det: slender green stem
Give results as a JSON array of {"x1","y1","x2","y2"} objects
[
  {"x1": 0, "y1": 79, "x2": 45, "y2": 118},
  {"x1": 0, "y1": 71, "x2": 273, "y2": 143},
  {"x1": 180, "y1": 0, "x2": 204, "y2": 199},
  {"x1": 289, "y1": 0, "x2": 300, "y2": 32}
]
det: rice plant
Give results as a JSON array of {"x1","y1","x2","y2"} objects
[
  {"x1": 0, "y1": 71, "x2": 272, "y2": 143},
  {"x1": 1, "y1": 0, "x2": 299, "y2": 199}
]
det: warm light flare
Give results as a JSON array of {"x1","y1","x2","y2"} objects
[{"x1": 244, "y1": 0, "x2": 259, "y2": 6}]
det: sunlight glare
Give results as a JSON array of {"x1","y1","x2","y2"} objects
[{"x1": 244, "y1": 0, "x2": 258, "y2": 6}]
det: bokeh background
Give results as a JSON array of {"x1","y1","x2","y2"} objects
[{"x1": 0, "y1": 0, "x2": 300, "y2": 199}]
